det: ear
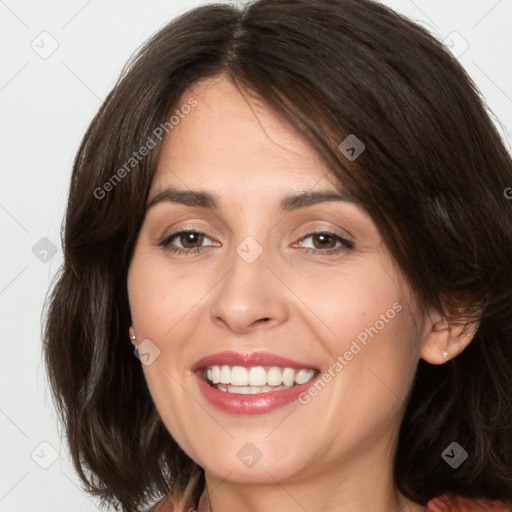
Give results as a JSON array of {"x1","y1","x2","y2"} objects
[
  {"x1": 420, "y1": 306, "x2": 480, "y2": 365},
  {"x1": 129, "y1": 325, "x2": 137, "y2": 346}
]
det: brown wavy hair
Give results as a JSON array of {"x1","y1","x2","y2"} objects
[{"x1": 43, "y1": 0, "x2": 512, "y2": 510}]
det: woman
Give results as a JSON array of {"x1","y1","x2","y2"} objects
[{"x1": 43, "y1": 0, "x2": 512, "y2": 511}]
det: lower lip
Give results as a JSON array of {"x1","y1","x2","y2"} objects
[{"x1": 195, "y1": 372, "x2": 319, "y2": 415}]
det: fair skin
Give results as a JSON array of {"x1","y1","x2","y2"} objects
[{"x1": 127, "y1": 75, "x2": 477, "y2": 512}]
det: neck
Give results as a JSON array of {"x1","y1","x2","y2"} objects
[{"x1": 197, "y1": 448, "x2": 426, "y2": 512}]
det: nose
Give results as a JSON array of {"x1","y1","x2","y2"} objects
[{"x1": 209, "y1": 241, "x2": 290, "y2": 335}]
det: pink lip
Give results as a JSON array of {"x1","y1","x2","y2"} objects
[
  {"x1": 192, "y1": 351, "x2": 320, "y2": 415},
  {"x1": 192, "y1": 351, "x2": 318, "y2": 372},
  {"x1": 195, "y1": 374, "x2": 320, "y2": 415}
]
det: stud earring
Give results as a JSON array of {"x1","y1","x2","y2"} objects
[
  {"x1": 131, "y1": 336, "x2": 140, "y2": 359},
  {"x1": 442, "y1": 350, "x2": 448, "y2": 359}
]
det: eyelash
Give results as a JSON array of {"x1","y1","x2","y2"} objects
[{"x1": 159, "y1": 230, "x2": 353, "y2": 255}]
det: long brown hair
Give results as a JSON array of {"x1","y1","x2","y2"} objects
[{"x1": 43, "y1": 0, "x2": 512, "y2": 510}]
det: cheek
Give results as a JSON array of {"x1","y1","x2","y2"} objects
[
  {"x1": 127, "y1": 251, "x2": 204, "y2": 448},
  {"x1": 293, "y1": 259, "x2": 420, "y2": 414},
  {"x1": 127, "y1": 250, "x2": 209, "y2": 338},
  {"x1": 292, "y1": 258, "x2": 410, "y2": 354}
]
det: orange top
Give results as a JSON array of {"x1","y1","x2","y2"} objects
[
  {"x1": 150, "y1": 493, "x2": 512, "y2": 511},
  {"x1": 427, "y1": 494, "x2": 512, "y2": 512}
]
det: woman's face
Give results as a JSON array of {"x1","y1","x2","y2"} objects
[{"x1": 127, "y1": 75, "x2": 428, "y2": 486}]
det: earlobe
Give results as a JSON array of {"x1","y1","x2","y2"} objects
[
  {"x1": 129, "y1": 326, "x2": 137, "y2": 346},
  {"x1": 420, "y1": 308, "x2": 480, "y2": 365}
]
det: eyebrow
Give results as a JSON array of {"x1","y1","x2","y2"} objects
[{"x1": 146, "y1": 186, "x2": 359, "y2": 212}]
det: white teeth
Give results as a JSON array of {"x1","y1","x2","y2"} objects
[
  {"x1": 203, "y1": 365, "x2": 316, "y2": 388},
  {"x1": 267, "y1": 366, "x2": 283, "y2": 386},
  {"x1": 211, "y1": 365, "x2": 221, "y2": 384},
  {"x1": 217, "y1": 383, "x2": 295, "y2": 394},
  {"x1": 295, "y1": 369, "x2": 315, "y2": 385},
  {"x1": 231, "y1": 366, "x2": 248, "y2": 386},
  {"x1": 282, "y1": 367, "x2": 295, "y2": 387},
  {"x1": 248, "y1": 366, "x2": 267, "y2": 386},
  {"x1": 220, "y1": 365, "x2": 231, "y2": 384}
]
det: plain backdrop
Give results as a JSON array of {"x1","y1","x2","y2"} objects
[{"x1": 1, "y1": 0, "x2": 511, "y2": 510}]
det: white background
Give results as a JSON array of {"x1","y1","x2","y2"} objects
[{"x1": 1, "y1": 0, "x2": 511, "y2": 510}]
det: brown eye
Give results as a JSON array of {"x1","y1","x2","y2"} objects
[
  {"x1": 160, "y1": 230, "x2": 215, "y2": 254},
  {"x1": 177, "y1": 231, "x2": 205, "y2": 249},
  {"x1": 297, "y1": 231, "x2": 353, "y2": 254},
  {"x1": 311, "y1": 233, "x2": 337, "y2": 249}
]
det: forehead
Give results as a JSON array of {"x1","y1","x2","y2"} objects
[{"x1": 151, "y1": 75, "x2": 336, "y2": 193}]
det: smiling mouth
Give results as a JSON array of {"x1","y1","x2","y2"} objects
[{"x1": 201, "y1": 364, "x2": 318, "y2": 394}]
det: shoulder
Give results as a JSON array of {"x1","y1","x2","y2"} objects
[
  {"x1": 147, "y1": 495, "x2": 176, "y2": 512},
  {"x1": 427, "y1": 494, "x2": 512, "y2": 512},
  {"x1": 146, "y1": 493, "x2": 198, "y2": 512}
]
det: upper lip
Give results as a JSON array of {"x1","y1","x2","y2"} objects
[{"x1": 192, "y1": 351, "x2": 319, "y2": 372}]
